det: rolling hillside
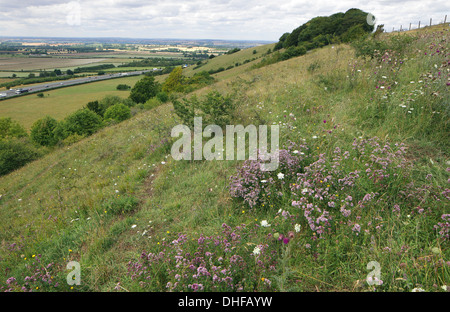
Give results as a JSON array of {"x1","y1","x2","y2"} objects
[{"x1": 0, "y1": 24, "x2": 449, "y2": 292}]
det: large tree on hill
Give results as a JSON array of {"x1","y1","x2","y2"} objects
[
  {"x1": 278, "y1": 8, "x2": 374, "y2": 50},
  {"x1": 129, "y1": 76, "x2": 160, "y2": 104}
]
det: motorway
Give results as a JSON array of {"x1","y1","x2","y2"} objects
[{"x1": 0, "y1": 70, "x2": 153, "y2": 99}]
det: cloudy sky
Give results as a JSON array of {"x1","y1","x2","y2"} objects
[{"x1": 0, "y1": 0, "x2": 448, "y2": 41}]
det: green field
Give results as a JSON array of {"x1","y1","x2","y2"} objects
[{"x1": 0, "y1": 75, "x2": 143, "y2": 129}]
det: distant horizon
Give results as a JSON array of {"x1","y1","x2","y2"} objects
[{"x1": 0, "y1": 35, "x2": 276, "y2": 43}]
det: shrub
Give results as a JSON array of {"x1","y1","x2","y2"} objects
[
  {"x1": 280, "y1": 46, "x2": 307, "y2": 61},
  {"x1": 116, "y1": 84, "x2": 131, "y2": 90},
  {"x1": 85, "y1": 100, "x2": 103, "y2": 116},
  {"x1": 144, "y1": 98, "x2": 162, "y2": 110},
  {"x1": 103, "y1": 103, "x2": 131, "y2": 122},
  {"x1": 0, "y1": 138, "x2": 41, "y2": 176},
  {"x1": 30, "y1": 116, "x2": 58, "y2": 146},
  {"x1": 156, "y1": 91, "x2": 169, "y2": 103},
  {"x1": 61, "y1": 133, "x2": 84, "y2": 146},
  {"x1": 172, "y1": 91, "x2": 234, "y2": 128},
  {"x1": 59, "y1": 109, "x2": 103, "y2": 139},
  {"x1": 129, "y1": 76, "x2": 160, "y2": 104},
  {"x1": 162, "y1": 66, "x2": 184, "y2": 94},
  {"x1": 0, "y1": 117, "x2": 28, "y2": 139}
]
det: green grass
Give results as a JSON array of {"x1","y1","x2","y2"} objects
[
  {"x1": 0, "y1": 27, "x2": 448, "y2": 292},
  {"x1": 183, "y1": 43, "x2": 276, "y2": 79}
]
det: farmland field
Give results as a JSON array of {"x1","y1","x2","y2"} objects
[{"x1": 0, "y1": 57, "x2": 108, "y2": 71}]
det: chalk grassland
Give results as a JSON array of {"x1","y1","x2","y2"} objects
[
  {"x1": 0, "y1": 26, "x2": 448, "y2": 292},
  {"x1": 0, "y1": 75, "x2": 143, "y2": 129},
  {"x1": 182, "y1": 43, "x2": 277, "y2": 79}
]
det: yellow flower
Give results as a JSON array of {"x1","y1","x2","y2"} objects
[
  {"x1": 36, "y1": 287, "x2": 39, "y2": 290},
  {"x1": 261, "y1": 277, "x2": 265, "y2": 281},
  {"x1": 242, "y1": 210, "x2": 245, "y2": 213},
  {"x1": 69, "y1": 249, "x2": 72, "y2": 252},
  {"x1": 32, "y1": 254, "x2": 35, "y2": 258},
  {"x1": 166, "y1": 231, "x2": 170, "y2": 234}
]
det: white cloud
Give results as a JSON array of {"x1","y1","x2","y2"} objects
[{"x1": 0, "y1": 0, "x2": 448, "y2": 40}]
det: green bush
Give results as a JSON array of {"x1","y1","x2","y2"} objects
[
  {"x1": 116, "y1": 84, "x2": 131, "y2": 90},
  {"x1": 61, "y1": 133, "x2": 84, "y2": 146},
  {"x1": 156, "y1": 91, "x2": 169, "y2": 103},
  {"x1": 58, "y1": 109, "x2": 103, "y2": 139},
  {"x1": 280, "y1": 46, "x2": 307, "y2": 60},
  {"x1": 0, "y1": 138, "x2": 41, "y2": 176},
  {"x1": 129, "y1": 76, "x2": 160, "y2": 104},
  {"x1": 172, "y1": 91, "x2": 234, "y2": 128},
  {"x1": 144, "y1": 98, "x2": 162, "y2": 110},
  {"x1": 0, "y1": 117, "x2": 28, "y2": 139},
  {"x1": 30, "y1": 116, "x2": 58, "y2": 146},
  {"x1": 85, "y1": 100, "x2": 103, "y2": 116},
  {"x1": 103, "y1": 103, "x2": 131, "y2": 122}
]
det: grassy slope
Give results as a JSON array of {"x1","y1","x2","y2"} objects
[{"x1": 0, "y1": 26, "x2": 448, "y2": 292}]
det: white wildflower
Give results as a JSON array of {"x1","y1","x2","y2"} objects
[
  {"x1": 253, "y1": 246, "x2": 261, "y2": 256},
  {"x1": 294, "y1": 224, "x2": 301, "y2": 233},
  {"x1": 260, "y1": 220, "x2": 271, "y2": 227},
  {"x1": 277, "y1": 172, "x2": 285, "y2": 180}
]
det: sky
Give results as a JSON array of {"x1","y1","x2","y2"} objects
[{"x1": 0, "y1": 0, "x2": 448, "y2": 41}]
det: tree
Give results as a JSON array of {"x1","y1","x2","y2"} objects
[
  {"x1": 0, "y1": 138, "x2": 41, "y2": 176},
  {"x1": 129, "y1": 76, "x2": 160, "y2": 104},
  {"x1": 30, "y1": 116, "x2": 58, "y2": 146},
  {"x1": 103, "y1": 103, "x2": 131, "y2": 122},
  {"x1": 277, "y1": 8, "x2": 374, "y2": 51},
  {"x1": 58, "y1": 109, "x2": 103, "y2": 139},
  {"x1": 0, "y1": 117, "x2": 27, "y2": 139},
  {"x1": 162, "y1": 66, "x2": 184, "y2": 94},
  {"x1": 85, "y1": 100, "x2": 103, "y2": 116}
]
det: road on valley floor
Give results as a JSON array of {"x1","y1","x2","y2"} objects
[{"x1": 0, "y1": 70, "x2": 153, "y2": 99}]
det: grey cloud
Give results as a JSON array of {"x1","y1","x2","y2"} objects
[{"x1": 0, "y1": 0, "x2": 449, "y2": 40}]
